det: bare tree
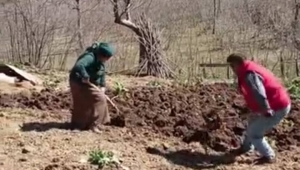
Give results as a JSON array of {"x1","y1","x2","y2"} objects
[
  {"x1": 75, "y1": 0, "x2": 84, "y2": 52},
  {"x1": 2, "y1": 0, "x2": 58, "y2": 68},
  {"x1": 212, "y1": 0, "x2": 221, "y2": 34},
  {"x1": 293, "y1": 0, "x2": 300, "y2": 76},
  {"x1": 109, "y1": 0, "x2": 173, "y2": 78}
]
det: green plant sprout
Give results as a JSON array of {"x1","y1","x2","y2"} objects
[
  {"x1": 112, "y1": 81, "x2": 128, "y2": 95},
  {"x1": 88, "y1": 150, "x2": 120, "y2": 168},
  {"x1": 147, "y1": 80, "x2": 161, "y2": 87},
  {"x1": 285, "y1": 78, "x2": 300, "y2": 100}
]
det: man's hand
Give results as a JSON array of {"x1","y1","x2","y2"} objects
[
  {"x1": 82, "y1": 78, "x2": 90, "y2": 84},
  {"x1": 264, "y1": 109, "x2": 274, "y2": 117}
]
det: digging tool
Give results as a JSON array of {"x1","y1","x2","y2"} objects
[
  {"x1": 105, "y1": 95, "x2": 120, "y2": 115},
  {"x1": 88, "y1": 82, "x2": 120, "y2": 114}
]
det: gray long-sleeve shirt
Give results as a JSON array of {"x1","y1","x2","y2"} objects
[{"x1": 244, "y1": 71, "x2": 271, "y2": 111}]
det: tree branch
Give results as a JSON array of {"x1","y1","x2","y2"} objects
[
  {"x1": 121, "y1": 0, "x2": 131, "y2": 20},
  {"x1": 110, "y1": 0, "x2": 138, "y2": 31}
]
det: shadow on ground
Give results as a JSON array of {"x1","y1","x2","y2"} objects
[
  {"x1": 146, "y1": 147, "x2": 236, "y2": 169},
  {"x1": 20, "y1": 122, "x2": 71, "y2": 132}
]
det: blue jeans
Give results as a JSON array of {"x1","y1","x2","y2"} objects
[{"x1": 241, "y1": 104, "x2": 291, "y2": 157}]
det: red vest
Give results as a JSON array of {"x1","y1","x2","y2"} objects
[{"x1": 237, "y1": 60, "x2": 290, "y2": 113}]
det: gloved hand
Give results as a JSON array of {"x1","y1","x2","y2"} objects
[{"x1": 264, "y1": 109, "x2": 274, "y2": 117}]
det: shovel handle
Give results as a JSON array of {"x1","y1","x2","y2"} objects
[
  {"x1": 105, "y1": 94, "x2": 120, "y2": 113},
  {"x1": 88, "y1": 82, "x2": 120, "y2": 114}
]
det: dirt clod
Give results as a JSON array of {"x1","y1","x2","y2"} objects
[
  {"x1": 21, "y1": 147, "x2": 31, "y2": 154},
  {"x1": 110, "y1": 115, "x2": 126, "y2": 127}
]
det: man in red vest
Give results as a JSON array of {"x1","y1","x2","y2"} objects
[{"x1": 226, "y1": 53, "x2": 291, "y2": 164}]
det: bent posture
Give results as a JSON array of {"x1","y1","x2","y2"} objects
[
  {"x1": 69, "y1": 42, "x2": 114, "y2": 132},
  {"x1": 227, "y1": 53, "x2": 291, "y2": 164}
]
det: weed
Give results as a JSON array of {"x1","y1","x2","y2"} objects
[
  {"x1": 146, "y1": 80, "x2": 161, "y2": 87},
  {"x1": 112, "y1": 81, "x2": 128, "y2": 95},
  {"x1": 285, "y1": 78, "x2": 300, "y2": 100},
  {"x1": 279, "y1": 119, "x2": 294, "y2": 131},
  {"x1": 88, "y1": 150, "x2": 120, "y2": 168}
]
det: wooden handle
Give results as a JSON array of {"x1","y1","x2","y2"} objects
[{"x1": 88, "y1": 83, "x2": 120, "y2": 114}]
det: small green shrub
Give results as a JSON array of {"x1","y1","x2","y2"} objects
[
  {"x1": 88, "y1": 150, "x2": 119, "y2": 168},
  {"x1": 285, "y1": 78, "x2": 300, "y2": 100},
  {"x1": 112, "y1": 81, "x2": 128, "y2": 95}
]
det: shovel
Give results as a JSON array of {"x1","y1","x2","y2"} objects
[
  {"x1": 87, "y1": 82, "x2": 126, "y2": 127},
  {"x1": 88, "y1": 82, "x2": 120, "y2": 115}
]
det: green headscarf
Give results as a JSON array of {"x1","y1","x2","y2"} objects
[{"x1": 86, "y1": 42, "x2": 115, "y2": 57}]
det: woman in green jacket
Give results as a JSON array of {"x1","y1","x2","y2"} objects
[{"x1": 69, "y1": 42, "x2": 115, "y2": 132}]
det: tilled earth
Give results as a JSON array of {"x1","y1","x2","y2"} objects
[{"x1": 0, "y1": 83, "x2": 300, "y2": 155}]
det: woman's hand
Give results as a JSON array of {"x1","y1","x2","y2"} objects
[
  {"x1": 100, "y1": 87, "x2": 106, "y2": 93},
  {"x1": 82, "y1": 78, "x2": 90, "y2": 84}
]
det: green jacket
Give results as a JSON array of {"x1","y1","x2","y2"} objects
[{"x1": 69, "y1": 52, "x2": 106, "y2": 87}]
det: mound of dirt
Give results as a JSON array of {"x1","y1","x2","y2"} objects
[
  {"x1": 0, "y1": 88, "x2": 71, "y2": 110},
  {"x1": 0, "y1": 83, "x2": 299, "y2": 152}
]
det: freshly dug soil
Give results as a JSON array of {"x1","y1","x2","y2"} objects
[{"x1": 0, "y1": 83, "x2": 299, "y2": 152}]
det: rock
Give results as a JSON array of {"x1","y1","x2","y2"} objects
[
  {"x1": 79, "y1": 155, "x2": 88, "y2": 163},
  {"x1": 18, "y1": 158, "x2": 27, "y2": 162},
  {"x1": 21, "y1": 146, "x2": 33, "y2": 154},
  {"x1": 162, "y1": 143, "x2": 170, "y2": 150},
  {"x1": 52, "y1": 158, "x2": 60, "y2": 163},
  {"x1": 44, "y1": 164, "x2": 59, "y2": 170},
  {"x1": 17, "y1": 142, "x2": 25, "y2": 147},
  {"x1": 120, "y1": 165, "x2": 130, "y2": 170},
  {"x1": 0, "y1": 112, "x2": 7, "y2": 117}
]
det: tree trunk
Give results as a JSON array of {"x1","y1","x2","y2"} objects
[
  {"x1": 111, "y1": 0, "x2": 173, "y2": 78},
  {"x1": 75, "y1": 0, "x2": 84, "y2": 52}
]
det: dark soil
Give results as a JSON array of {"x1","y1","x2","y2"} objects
[{"x1": 0, "y1": 83, "x2": 299, "y2": 152}]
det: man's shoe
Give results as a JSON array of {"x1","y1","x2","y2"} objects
[
  {"x1": 228, "y1": 147, "x2": 248, "y2": 156},
  {"x1": 254, "y1": 156, "x2": 276, "y2": 164}
]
